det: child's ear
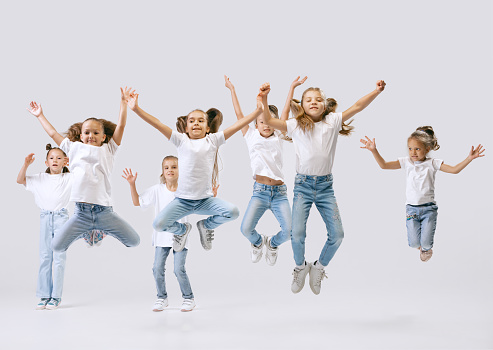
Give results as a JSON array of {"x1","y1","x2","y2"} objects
[
  {"x1": 102, "y1": 134, "x2": 107, "y2": 142},
  {"x1": 45, "y1": 160, "x2": 49, "y2": 167}
]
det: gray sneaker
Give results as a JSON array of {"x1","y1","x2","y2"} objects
[
  {"x1": 197, "y1": 220, "x2": 214, "y2": 251},
  {"x1": 265, "y1": 237, "x2": 278, "y2": 266},
  {"x1": 420, "y1": 248, "x2": 433, "y2": 262},
  {"x1": 291, "y1": 262, "x2": 311, "y2": 293},
  {"x1": 173, "y1": 223, "x2": 192, "y2": 252},
  {"x1": 309, "y1": 261, "x2": 327, "y2": 295},
  {"x1": 251, "y1": 235, "x2": 265, "y2": 263}
]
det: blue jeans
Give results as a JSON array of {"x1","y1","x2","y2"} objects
[
  {"x1": 153, "y1": 247, "x2": 193, "y2": 299},
  {"x1": 240, "y1": 182, "x2": 291, "y2": 247},
  {"x1": 291, "y1": 174, "x2": 344, "y2": 266},
  {"x1": 153, "y1": 197, "x2": 239, "y2": 234},
  {"x1": 52, "y1": 203, "x2": 140, "y2": 252},
  {"x1": 37, "y1": 209, "x2": 68, "y2": 299},
  {"x1": 405, "y1": 203, "x2": 438, "y2": 251}
]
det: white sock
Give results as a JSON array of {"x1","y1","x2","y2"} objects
[{"x1": 313, "y1": 261, "x2": 325, "y2": 269}]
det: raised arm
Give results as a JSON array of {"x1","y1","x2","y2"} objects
[
  {"x1": 342, "y1": 80, "x2": 386, "y2": 123},
  {"x1": 440, "y1": 144, "x2": 485, "y2": 174},
  {"x1": 224, "y1": 75, "x2": 248, "y2": 136},
  {"x1": 27, "y1": 102, "x2": 64, "y2": 146},
  {"x1": 122, "y1": 168, "x2": 140, "y2": 206},
  {"x1": 261, "y1": 84, "x2": 287, "y2": 132},
  {"x1": 112, "y1": 87, "x2": 134, "y2": 145},
  {"x1": 360, "y1": 136, "x2": 400, "y2": 170},
  {"x1": 127, "y1": 91, "x2": 173, "y2": 140},
  {"x1": 280, "y1": 76, "x2": 307, "y2": 121},
  {"x1": 17, "y1": 153, "x2": 35, "y2": 185}
]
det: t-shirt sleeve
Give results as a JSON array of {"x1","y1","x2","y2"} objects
[
  {"x1": 25, "y1": 174, "x2": 40, "y2": 192},
  {"x1": 107, "y1": 138, "x2": 119, "y2": 154},
  {"x1": 210, "y1": 131, "x2": 226, "y2": 147},
  {"x1": 138, "y1": 185, "x2": 157, "y2": 210},
  {"x1": 60, "y1": 138, "x2": 71, "y2": 154},
  {"x1": 170, "y1": 131, "x2": 185, "y2": 147},
  {"x1": 432, "y1": 159, "x2": 444, "y2": 170},
  {"x1": 243, "y1": 125, "x2": 254, "y2": 140},
  {"x1": 398, "y1": 157, "x2": 408, "y2": 169},
  {"x1": 329, "y1": 112, "x2": 343, "y2": 131},
  {"x1": 286, "y1": 119, "x2": 297, "y2": 138}
]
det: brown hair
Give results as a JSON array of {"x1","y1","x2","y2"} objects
[
  {"x1": 290, "y1": 87, "x2": 354, "y2": 136},
  {"x1": 408, "y1": 126, "x2": 440, "y2": 151},
  {"x1": 45, "y1": 144, "x2": 69, "y2": 174},
  {"x1": 65, "y1": 117, "x2": 117, "y2": 143},
  {"x1": 159, "y1": 155, "x2": 178, "y2": 184}
]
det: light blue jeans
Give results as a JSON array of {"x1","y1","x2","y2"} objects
[
  {"x1": 153, "y1": 247, "x2": 193, "y2": 299},
  {"x1": 52, "y1": 202, "x2": 140, "y2": 252},
  {"x1": 153, "y1": 197, "x2": 239, "y2": 234},
  {"x1": 240, "y1": 182, "x2": 291, "y2": 248},
  {"x1": 37, "y1": 209, "x2": 68, "y2": 299},
  {"x1": 291, "y1": 174, "x2": 344, "y2": 267},
  {"x1": 405, "y1": 203, "x2": 438, "y2": 251}
]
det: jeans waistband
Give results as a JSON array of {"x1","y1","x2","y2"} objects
[
  {"x1": 40, "y1": 208, "x2": 68, "y2": 215},
  {"x1": 296, "y1": 173, "x2": 332, "y2": 183},
  {"x1": 253, "y1": 182, "x2": 287, "y2": 191},
  {"x1": 407, "y1": 202, "x2": 436, "y2": 207},
  {"x1": 76, "y1": 202, "x2": 112, "y2": 212}
]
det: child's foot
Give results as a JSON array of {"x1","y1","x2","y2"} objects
[
  {"x1": 152, "y1": 298, "x2": 169, "y2": 312},
  {"x1": 45, "y1": 298, "x2": 61, "y2": 310},
  {"x1": 173, "y1": 223, "x2": 192, "y2": 252},
  {"x1": 309, "y1": 261, "x2": 327, "y2": 295},
  {"x1": 291, "y1": 262, "x2": 311, "y2": 293},
  {"x1": 83, "y1": 232, "x2": 93, "y2": 247},
  {"x1": 92, "y1": 230, "x2": 106, "y2": 247},
  {"x1": 251, "y1": 235, "x2": 265, "y2": 263},
  {"x1": 197, "y1": 220, "x2": 214, "y2": 251},
  {"x1": 36, "y1": 298, "x2": 50, "y2": 310},
  {"x1": 180, "y1": 299, "x2": 196, "y2": 312},
  {"x1": 420, "y1": 248, "x2": 433, "y2": 262},
  {"x1": 265, "y1": 237, "x2": 278, "y2": 266}
]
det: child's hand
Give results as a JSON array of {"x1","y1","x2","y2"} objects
[
  {"x1": 258, "y1": 83, "x2": 270, "y2": 97},
  {"x1": 360, "y1": 136, "x2": 377, "y2": 152},
  {"x1": 24, "y1": 153, "x2": 35, "y2": 167},
  {"x1": 468, "y1": 144, "x2": 485, "y2": 160},
  {"x1": 291, "y1": 76, "x2": 307, "y2": 89},
  {"x1": 27, "y1": 101, "x2": 43, "y2": 117},
  {"x1": 212, "y1": 184, "x2": 220, "y2": 197},
  {"x1": 122, "y1": 168, "x2": 138, "y2": 184},
  {"x1": 121, "y1": 86, "x2": 135, "y2": 102},
  {"x1": 224, "y1": 75, "x2": 234, "y2": 90},
  {"x1": 256, "y1": 94, "x2": 265, "y2": 111},
  {"x1": 376, "y1": 80, "x2": 386, "y2": 92},
  {"x1": 127, "y1": 92, "x2": 139, "y2": 111}
]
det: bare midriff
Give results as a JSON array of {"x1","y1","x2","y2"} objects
[{"x1": 255, "y1": 175, "x2": 284, "y2": 186}]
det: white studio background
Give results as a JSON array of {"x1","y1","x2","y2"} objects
[{"x1": 0, "y1": 1, "x2": 492, "y2": 349}]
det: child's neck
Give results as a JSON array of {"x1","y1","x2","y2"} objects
[{"x1": 166, "y1": 181, "x2": 178, "y2": 192}]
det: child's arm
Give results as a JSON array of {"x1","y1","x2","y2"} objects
[
  {"x1": 360, "y1": 136, "x2": 401, "y2": 169},
  {"x1": 122, "y1": 168, "x2": 140, "y2": 206},
  {"x1": 112, "y1": 87, "x2": 133, "y2": 146},
  {"x1": 440, "y1": 144, "x2": 485, "y2": 174},
  {"x1": 342, "y1": 80, "x2": 386, "y2": 123},
  {"x1": 17, "y1": 153, "x2": 35, "y2": 185},
  {"x1": 224, "y1": 75, "x2": 249, "y2": 136},
  {"x1": 127, "y1": 91, "x2": 173, "y2": 140},
  {"x1": 27, "y1": 102, "x2": 64, "y2": 146},
  {"x1": 261, "y1": 84, "x2": 288, "y2": 132},
  {"x1": 280, "y1": 76, "x2": 307, "y2": 121}
]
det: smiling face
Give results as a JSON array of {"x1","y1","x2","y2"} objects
[
  {"x1": 186, "y1": 111, "x2": 210, "y2": 139},
  {"x1": 80, "y1": 119, "x2": 106, "y2": 146},
  {"x1": 302, "y1": 90, "x2": 326, "y2": 121},
  {"x1": 162, "y1": 158, "x2": 179, "y2": 183},
  {"x1": 408, "y1": 138, "x2": 429, "y2": 162},
  {"x1": 45, "y1": 148, "x2": 67, "y2": 174},
  {"x1": 255, "y1": 113, "x2": 275, "y2": 138}
]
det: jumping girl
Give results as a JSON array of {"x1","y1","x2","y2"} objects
[
  {"x1": 360, "y1": 126, "x2": 485, "y2": 261},
  {"x1": 261, "y1": 78, "x2": 386, "y2": 294}
]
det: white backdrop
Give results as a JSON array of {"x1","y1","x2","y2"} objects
[{"x1": 1, "y1": 1, "x2": 492, "y2": 349}]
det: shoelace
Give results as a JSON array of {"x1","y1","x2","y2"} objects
[
  {"x1": 206, "y1": 232, "x2": 214, "y2": 242},
  {"x1": 314, "y1": 270, "x2": 328, "y2": 286},
  {"x1": 292, "y1": 268, "x2": 304, "y2": 284}
]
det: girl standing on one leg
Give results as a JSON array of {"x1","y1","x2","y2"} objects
[
  {"x1": 360, "y1": 126, "x2": 485, "y2": 261},
  {"x1": 17, "y1": 145, "x2": 71, "y2": 310},
  {"x1": 261, "y1": 78, "x2": 386, "y2": 294}
]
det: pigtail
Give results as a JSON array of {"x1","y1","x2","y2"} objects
[
  {"x1": 176, "y1": 116, "x2": 188, "y2": 134},
  {"x1": 206, "y1": 108, "x2": 223, "y2": 134},
  {"x1": 99, "y1": 119, "x2": 117, "y2": 143},
  {"x1": 66, "y1": 122, "x2": 83, "y2": 142}
]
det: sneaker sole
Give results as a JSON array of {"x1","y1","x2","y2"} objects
[
  {"x1": 180, "y1": 306, "x2": 195, "y2": 312},
  {"x1": 197, "y1": 221, "x2": 212, "y2": 251}
]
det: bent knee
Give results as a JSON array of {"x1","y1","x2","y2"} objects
[{"x1": 226, "y1": 206, "x2": 240, "y2": 220}]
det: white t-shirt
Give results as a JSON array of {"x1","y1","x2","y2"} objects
[
  {"x1": 244, "y1": 125, "x2": 284, "y2": 182},
  {"x1": 25, "y1": 173, "x2": 72, "y2": 211},
  {"x1": 286, "y1": 112, "x2": 343, "y2": 176},
  {"x1": 139, "y1": 184, "x2": 189, "y2": 248},
  {"x1": 398, "y1": 157, "x2": 443, "y2": 205},
  {"x1": 60, "y1": 138, "x2": 118, "y2": 206},
  {"x1": 169, "y1": 131, "x2": 226, "y2": 199}
]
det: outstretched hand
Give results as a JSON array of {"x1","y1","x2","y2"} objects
[
  {"x1": 122, "y1": 168, "x2": 138, "y2": 184},
  {"x1": 126, "y1": 92, "x2": 139, "y2": 111},
  {"x1": 224, "y1": 75, "x2": 234, "y2": 90},
  {"x1": 24, "y1": 153, "x2": 35, "y2": 166},
  {"x1": 360, "y1": 136, "x2": 377, "y2": 152},
  {"x1": 376, "y1": 80, "x2": 386, "y2": 92},
  {"x1": 258, "y1": 83, "x2": 270, "y2": 97},
  {"x1": 27, "y1": 101, "x2": 43, "y2": 117},
  {"x1": 121, "y1": 86, "x2": 135, "y2": 102},
  {"x1": 291, "y1": 76, "x2": 307, "y2": 89},
  {"x1": 468, "y1": 144, "x2": 485, "y2": 160}
]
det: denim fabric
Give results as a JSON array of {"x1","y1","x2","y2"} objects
[
  {"x1": 153, "y1": 197, "x2": 239, "y2": 234},
  {"x1": 52, "y1": 202, "x2": 140, "y2": 251},
  {"x1": 37, "y1": 209, "x2": 68, "y2": 298},
  {"x1": 405, "y1": 203, "x2": 438, "y2": 251},
  {"x1": 153, "y1": 247, "x2": 193, "y2": 299},
  {"x1": 291, "y1": 174, "x2": 344, "y2": 266},
  {"x1": 240, "y1": 182, "x2": 291, "y2": 248}
]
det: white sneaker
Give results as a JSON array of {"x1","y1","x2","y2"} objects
[
  {"x1": 309, "y1": 261, "x2": 327, "y2": 295},
  {"x1": 173, "y1": 223, "x2": 192, "y2": 252},
  {"x1": 251, "y1": 235, "x2": 265, "y2": 263},
  {"x1": 36, "y1": 298, "x2": 50, "y2": 310},
  {"x1": 152, "y1": 298, "x2": 169, "y2": 312},
  {"x1": 291, "y1": 262, "x2": 311, "y2": 293},
  {"x1": 197, "y1": 220, "x2": 214, "y2": 251},
  {"x1": 180, "y1": 299, "x2": 196, "y2": 312},
  {"x1": 265, "y1": 237, "x2": 278, "y2": 266}
]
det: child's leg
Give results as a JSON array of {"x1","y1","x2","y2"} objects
[
  {"x1": 291, "y1": 175, "x2": 314, "y2": 266},
  {"x1": 153, "y1": 247, "x2": 171, "y2": 299},
  {"x1": 194, "y1": 197, "x2": 239, "y2": 230},
  {"x1": 93, "y1": 205, "x2": 140, "y2": 247},
  {"x1": 173, "y1": 248, "x2": 194, "y2": 300},
  {"x1": 37, "y1": 211, "x2": 54, "y2": 298},
  {"x1": 269, "y1": 186, "x2": 292, "y2": 248},
  {"x1": 240, "y1": 188, "x2": 270, "y2": 246},
  {"x1": 314, "y1": 176, "x2": 344, "y2": 266},
  {"x1": 51, "y1": 210, "x2": 68, "y2": 299},
  {"x1": 52, "y1": 203, "x2": 96, "y2": 252},
  {"x1": 406, "y1": 205, "x2": 421, "y2": 249},
  {"x1": 153, "y1": 198, "x2": 194, "y2": 235},
  {"x1": 419, "y1": 204, "x2": 438, "y2": 251}
]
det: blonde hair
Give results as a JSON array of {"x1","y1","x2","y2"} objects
[
  {"x1": 159, "y1": 155, "x2": 178, "y2": 184},
  {"x1": 45, "y1": 144, "x2": 69, "y2": 174},
  {"x1": 408, "y1": 126, "x2": 440, "y2": 151},
  {"x1": 290, "y1": 87, "x2": 354, "y2": 136},
  {"x1": 66, "y1": 117, "x2": 116, "y2": 143}
]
